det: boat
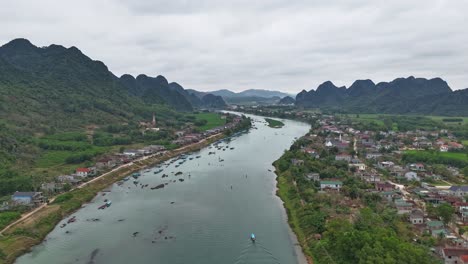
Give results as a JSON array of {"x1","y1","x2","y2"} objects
[
  {"x1": 132, "y1": 173, "x2": 141, "y2": 179},
  {"x1": 67, "y1": 216, "x2": 76, "y2": 224},
  {"x1": 196, "y1": 155, "x2": 201, "y2": 158},
  {"x1": 98, "y1": 204, "x2": 107, "y2": 210},
  {"x1": 123, "y1": 177, "x2": 130, "y2": 181},
  {"x1": 60, "y1": 223, "x2": 66, "y2": 228},
  {"x1": 154, "y1": 169, "x2": 163, "y2": 174},
  {"x1": 106, "y1": 200, "x2": 112, "y2": 207},
  {"x1": 250, "y1": 233, "x2": 256, "y2": 242}
]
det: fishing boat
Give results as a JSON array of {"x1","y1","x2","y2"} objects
[
  {"x1": 196, "y1": 155, "x2": 201, "y2": 158},
  {"x1": 250, "y1": 233, "x2": 256, "y2": 243},
  {"x1": 132, "y1": 172, "x2": 141, "y2": 179},
  {"x1": 123, "y1": 177, "x2": 130, "y2": 181},
  {"x1": 106, "y1": 200, "x2": 112, "y2": 207},
  {"x1": 67, "y1": 216, "x2": 76, "y2": 224}
]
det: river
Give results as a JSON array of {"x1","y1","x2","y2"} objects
[{"x1": 16, "y1": 114, "x2": 310, "y2": 264}]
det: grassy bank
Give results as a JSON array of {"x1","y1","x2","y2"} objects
[
  {"x1": 0, "y1": 133, "x2": 225, "y2": 264},
  {"x1": 275, "y1": 168, "x2": 314, "y2": 263},
  {"x1": 265, "y1": 118, "x2": 284, "y2": 128}
]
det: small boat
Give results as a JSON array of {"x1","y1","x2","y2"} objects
[
  {"x1": 250, "y1": 233, "x2": 256, "y2": 243},
  {"x1": 106, "y1": 200, "x2": 112, "y2": 207},
  {"x1": 196, "y1": 156, "x2": 201, "y2": 159},
  {"x1": 132, "y1": 173, "x2": 141, "y2": 179},
  {"x1": 123, "y1": 177, "x2": 130, "y2": 181},
  {"x1": 98, "y1": 204, "x2": 107, "y2": 210},
  {"x1": 67, "y1": 216, "x2": 76, "y2": 224},
  {"x1": 60, "y1": 223, "x2": 66, "y2": 228}
]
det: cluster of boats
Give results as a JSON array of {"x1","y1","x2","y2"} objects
[{"x1": 98, "y1": 200, "x2": 112, "y2": 210}]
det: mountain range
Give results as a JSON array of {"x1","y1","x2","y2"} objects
[
  {"x1": 188, "y1": 89, "x2": 291, "y2": 105},
  {"x1": 0, "y1": 38, "x2": 226, "y2": 128},
  {"x1": 295, "y1": 77, "x2": 468, "y2": 116}
]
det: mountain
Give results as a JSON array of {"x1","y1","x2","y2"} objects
[
  {"x1": 295, "y1": 76, "x2": 468, "y2": 116},
  {"x1": 200, "y1": 94, "x2": 227, "y2": 108},
  {"x1": 119, "y1": 74, "x2": 193, "y2": 111},
  {"x1": 209, "y1": 89, "x2": 291, "y2": 99},
  {"x1": 279, "y1": 96, "x2": 295, "y2": 105}
]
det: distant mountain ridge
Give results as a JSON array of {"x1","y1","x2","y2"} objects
[
  {"x1": 208, "y1": 89, "x2": 292, "y2": 98},
  {"x1": 295, "y1": 76, "x2": 468, "y2": 116}
]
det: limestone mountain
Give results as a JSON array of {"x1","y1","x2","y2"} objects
[{"x1": 295, "y1": 76, "x2": 468, "y2": 115}]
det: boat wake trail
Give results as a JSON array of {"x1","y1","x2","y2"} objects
[{"x1": 234, "y1": 240, "x2": 281, "y2": 264}]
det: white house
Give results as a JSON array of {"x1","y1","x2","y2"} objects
[
  {"x1": 404, "y1": 171, "x2": 420, "y2": 181},
  {"x1": 320, "y1": 180, "x2": 342, "y2": 191}
]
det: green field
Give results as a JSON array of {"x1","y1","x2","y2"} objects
[
  {"x1": 265, "y1": 118, "x2": 285, "y2": 128},
  {"x1": 193, "y1": 113, "x2": 226, "y2": 131},
  {"x1": 463, "y1": 140, "x2": 468, "y2": 146},
  {"x1": 403, "y1": 150, "x2": 468, "y2": 168},
  {"x1": 0, "y1": 211, "x2": 21, "y2": 230}
]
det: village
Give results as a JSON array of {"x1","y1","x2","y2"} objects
[
  {"x1": 282, "y1": 113, "x2": 468, "y2": 263},
  {"x1": 2, "y1": 113, "x2": 245, "y2": 216}
]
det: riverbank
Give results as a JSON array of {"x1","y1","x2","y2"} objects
[
  {"x1": 275, "y1": 164, "x2": 314, "y2": 264},
  {"x1": 0, "y1": 133, "x2": 226, "y2": 264}
]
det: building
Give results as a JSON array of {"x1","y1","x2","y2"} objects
[
  {"x1": 320, "y1": 180, "x2": 342, "y2": 191},
  {"x1": 375, "y1": 182, "x2": 394, "y2": 192},
  {"x1": 449, "y1": 186, "x2": 468, "y2": 197},
  {"x1": 366, "y1": 153, "x2": 382, "y2": 159},
  {"x1": 409, "y1": 209, "x2": 424, "y2": 225},
  {"x1": 404, "y1": 171, "x2": 420, "y2": 181},
  {"x1": 335, "y1": 154, "x2": 352, "y2": 162},
  {"x1": 442, "y1": 248, "x2": 468, "y2": 264},
  {"x1": 76, "y1": 168, "x2": 90, "y2": 177},
  {"x1": 349, "y1": 163, "x2": 366, "y2": 171},
  {"x1": 291, "y1": 159, "x2": 304, "y2": 166},
  {"x1": 306, "y1": 173, "x2": 320, "y2": 181},
  {"x1": 11, "y1": 192, "x2": 44, "y2": 205}
]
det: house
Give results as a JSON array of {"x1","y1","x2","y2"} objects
[
  {"x1": 426, "y1": 220, "x2": 444, "y2": 231},
  {"x1": 377, "y1": 161, "x2": 394, "y2": 169},
  {"x1": 442, "y1": 248, "x2": 468, "y2": 264},
  {"x1": 306, "y1": 173, "x2": 320, "y2": 182},
  {"x1": 366, "y1": 153, "x2": 382, "y2": 159},
  {"x1": 291, "y1": 159, "x2": 304, "y2": 166},
  {"x1": 440, "y1": 145, "x2": 449, "y2": 152},
  {"x1": 320, "y1": 180, "x2": 342, "y2": 191},
  {"x1": 409, "y1": 209, "x2": 424, "y2": 224},
  {"x1": 335, "y1": 154, "x2": 352, "y2": 162},
  {"x1": 375, "y1": 182, "x2": 394, "y2": 192},
  {"x1": 409, "y1": 163, "x2": 425, "y2": 171},
  {"x1": 96, "y1": 157, "x2": 116, "y2": 170},
  {"x1": 57, "y1": 175, "x2": 80, "y2": 184},
  {"x1": 11, "y1": 192, "x2": 44, "y2": 205},
  {"x1": 40, "y1": 182, "x2": 63, "y2": 192},
  {"x1": 395, "y1": 199, "x2": 413, "y2": 214},
  {"x1": 76, "y1": 168, "x2": 90, "y2": 177},
  {"x1": 449, "y1": 186, "x2": 468, "y2": 197},
  {"x1": 123, "y1": 149, "x2": 139, "y2": 157},
  {"x1": 349, "y1": 163, "x2": 366, "y2": 171},
  {"x1": 404, "y1": 171, "x2": 420, "y2": 181}
]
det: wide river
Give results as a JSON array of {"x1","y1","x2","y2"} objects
[{"x1": 17, "y1": 113, "x2": 310, "y2": 264}]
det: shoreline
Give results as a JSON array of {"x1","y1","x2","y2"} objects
[
  {"x1": 274, "y1": 165, "x2": 314, "y2": 264},
  {"x1": 0, "y1": 132, "x2": 227, "y2": 264}
]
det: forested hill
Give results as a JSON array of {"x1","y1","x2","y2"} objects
[{"x1": 295, "y1": 76, "x2": 468, "y2": 116}]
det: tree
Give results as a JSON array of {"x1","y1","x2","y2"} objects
[{"x1": 437, "y1": 203, "x2": 455, "y2": 225}]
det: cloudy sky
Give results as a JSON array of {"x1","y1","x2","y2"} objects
[{"x1": 1, "y1": 0, "x2": 467, "y2": 92}]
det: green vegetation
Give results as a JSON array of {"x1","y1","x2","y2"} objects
[
  {"x1": 274, "y1": 137, "x2": 437, "y2": 264},
  {"x1": 265, "y1": 118, "x2": 284, "y2": 128},
  {"x1": 0, "y1": 212, "x2": 21, "y2": 230},
  {"x1": 192, "y1": 112, "x2": 226, "y2": 131},
  {"x1": 403, "y1": 150, "x2": 468, "y2": 168},
  {"x1": 463, "y1": 140, "x2": 468, "y2": 146}
]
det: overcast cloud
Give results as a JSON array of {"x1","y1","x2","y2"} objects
[{"x1": 1, "y1": 0, "x2": 467, "y2": 92}]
